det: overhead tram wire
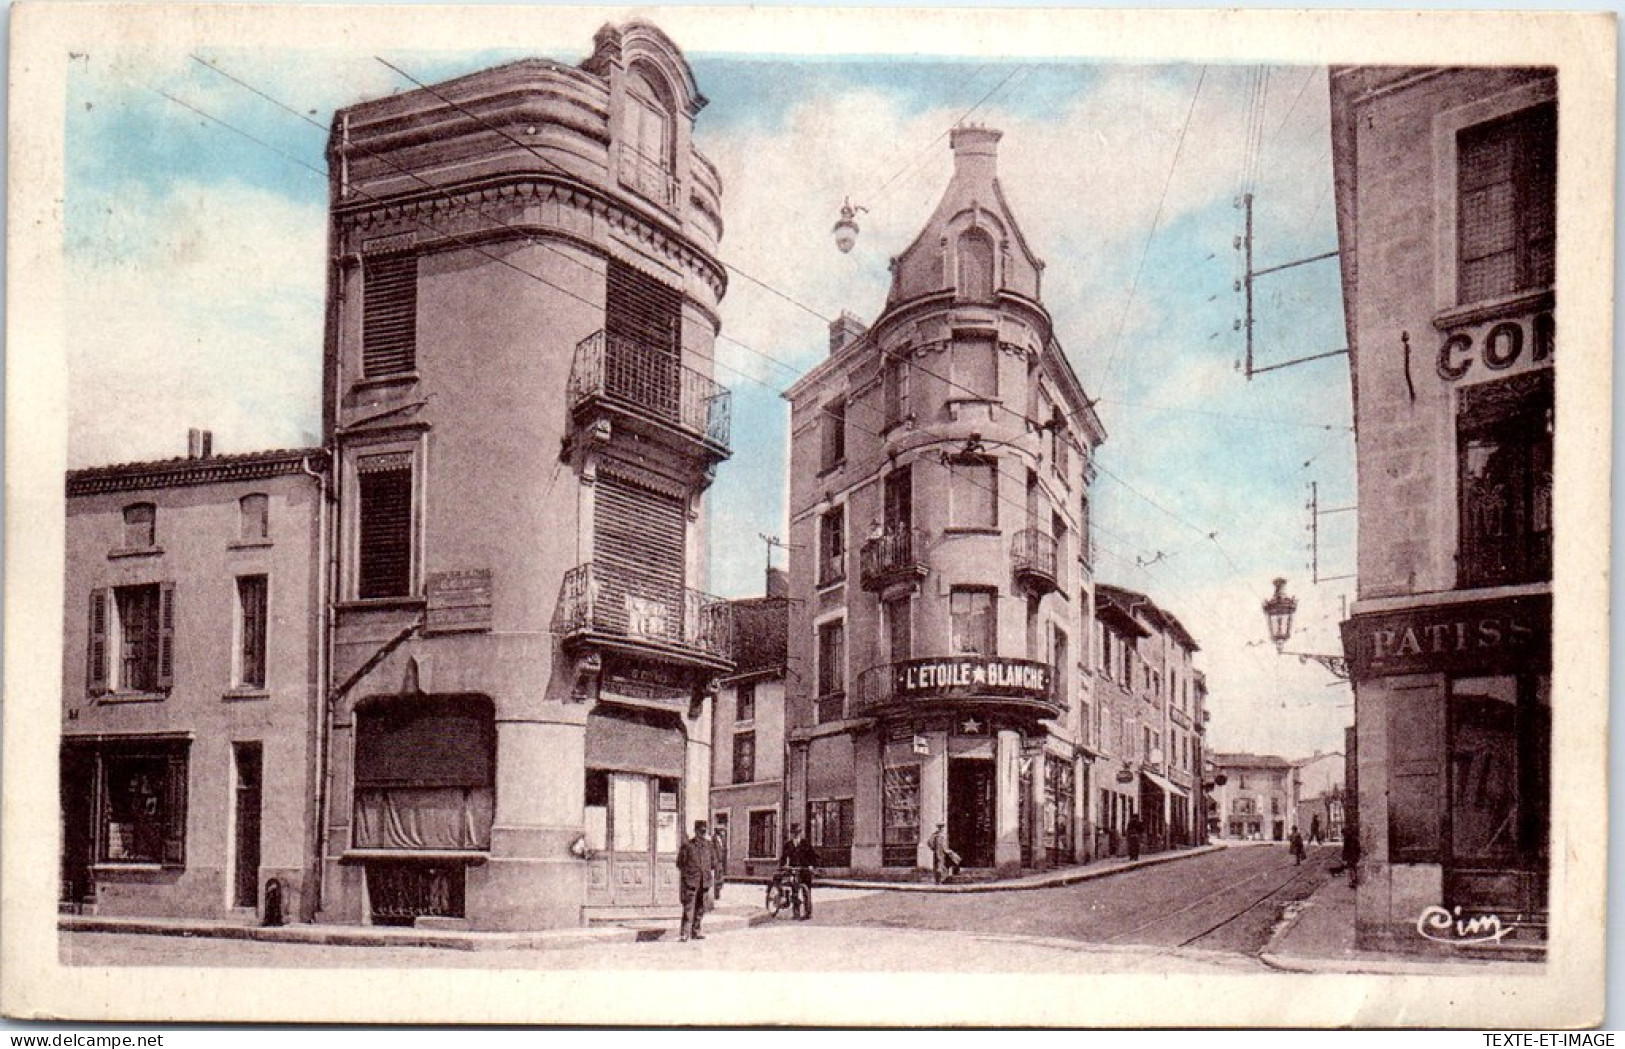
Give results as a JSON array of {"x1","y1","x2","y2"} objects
[
  {"x1": 1093, "y1": 65, "x2": 1207, "y2": 406},
  {"x1": 867, "y1": 62, "x2": 1028, "y2": 205},
  {"x1": 182, "y1": 61, "x2": 1295, "y2": 602}
]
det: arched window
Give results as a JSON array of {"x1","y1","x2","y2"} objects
[
  {"x1": 957, "y1": 229, "x2": 997, "y2": 301},
  {"x1": 239, "y1": 493, "x2": 269, "y2": 541},
  {"x1": 623, "y1": 65, "x2": 676, "y2": 204}
]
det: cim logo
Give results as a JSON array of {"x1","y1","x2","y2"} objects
[{"x1": 1415, "y1": 905, "x2": 1517, "y2": 946}]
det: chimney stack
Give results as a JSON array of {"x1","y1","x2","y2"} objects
[
  {"x1": 187, "y1": 428, "x2": 213, "y2": 459},
  {"x1": 828, "y1": 311, "x2": 868, "y2": 355},
  {"x1": 949, "y1": 125, "x2": 1002, "y2": 183}
]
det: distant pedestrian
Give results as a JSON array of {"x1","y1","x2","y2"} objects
[
  {"x1": 1342, "y1": 822, "x2": 1360, "y2": 887},
  {"x1": 1125, "y1": 813, "x2": 1143, "y2": 862},
  {"x1": 1289, "y1": 826, "x2": 1306, "y2": 865},
  {"x1": 710, "y1": 825, "x2": 728, "y2": 904},
  {"x1": 1310, "y1": 815, "x2": 1323, "y2": 845},
  {"x1": 676, "y1": 819, "x2": 713, "y2": 941},
  {"x1": 928, "y1": 823, "x2": 961, "y2": 884}
]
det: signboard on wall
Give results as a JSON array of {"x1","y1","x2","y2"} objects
[
  {"x1": 1340, "y1": 593, "x2": 1550, "y2": 678},
  {"x1": 891, "y1": 657, "x2": 1052, "y2": 702},
  {"x1": 425, "y1": 569, "x2": 493, "y2": 634}
]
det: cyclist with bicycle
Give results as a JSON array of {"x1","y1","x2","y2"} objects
[{"x1": 779, "y1": 823, "x2": 818, "y2": 920}]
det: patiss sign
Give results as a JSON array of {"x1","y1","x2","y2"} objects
[
  {"x1": 1341, "y1": 594, "x2": 1549, "y2": 677},
  {"x1": 891, "y1": 657, "x2": 1051, "y2": 700}
]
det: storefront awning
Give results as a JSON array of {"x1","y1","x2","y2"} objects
[{"x1": 1140, "y1": 769, "x2": 1187, "y2": 798}]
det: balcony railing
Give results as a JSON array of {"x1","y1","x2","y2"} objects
[
  {"x1": 553, "y1": 562, "x2": 734, "y2": 664},
  {"x1": 569, "y1": 331, "x2": 732, "y2": 452},
  {"x1": 859, "y1": 527, "x2": 929, "y2": 592},
  {"x1": 619, "y1": 148, "x2": 681, "y2": 209},
  {"x1": 1011, "y1": 528, "x2": 1059, "y2": 596}
]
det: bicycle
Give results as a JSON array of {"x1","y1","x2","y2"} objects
[{"x1": 765, "y1": 866, "x2": 813, "y2": 919}]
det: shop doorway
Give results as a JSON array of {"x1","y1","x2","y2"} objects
[
  {"x1": 948, "y1": 758, "x2": 995, "y2": 868},
  {"x1": 59, "y1": 746, "x2": 95, "y2": 908},
  {"x1": 584, "y1": 770, "x2": 681, "y2": 908}
]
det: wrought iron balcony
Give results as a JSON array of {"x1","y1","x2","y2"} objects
[
  {"x1": 1011, "y1": 528, "x2": 1060, "y2": 596},
  {"x1": 553, "y1": 562, "x2": 734, "y2": 667},
  {"x1": 569, "y1": 331, "x2": 731, "y2": 454},
  {"x1": 859, "y1": 527, "x2": 930, "y2": 593},
  {"x1": 853, "y1": 656, "x2": 1062, "y2": 721}
]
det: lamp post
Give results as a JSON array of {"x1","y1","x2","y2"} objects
[
  {"x1": 1262, "y1": 577, "x2": 1350, "y2": 679},
  {"x1": 832, "y1": 198, "x2": 869, "y2": 253}
]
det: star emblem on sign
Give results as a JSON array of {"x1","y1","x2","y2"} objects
[
  {"x1": 962, "y1": 717, "x2": 983, "y2": 734},
  {"x1": 972, "y1": 666, "x2": 987, "y2": 684}
]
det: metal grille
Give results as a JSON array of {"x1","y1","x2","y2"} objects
[
  {"x1": 366, "y1": 864, "x2": 465, "y2": 926},
  {"x1": 1457, "y1": 104, "x2": 1557, "y2": 303},
  {"x1": 569, "y1": 332, "x2": 732, "y2": 449},
  {"x1": 552, "y1": 563, "x2": 734, "y2": 662}
]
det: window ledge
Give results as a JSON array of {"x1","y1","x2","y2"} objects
[
  {"x1": 353, "y1": 372, "x2": 421, "y2": 392},
  {"x1": 337, "y1": 596, "x2": 427, "y2": 612},
  {"x1": 338, "y1": 849, "x2": 488, "y2": 865},
  {"x1": 96, "y1": 690, "x2": 167, "y2": 704},
  {"x1": 108, "y1": 546, "x2": 163, "y2": 560},
  {"x1": 942, "y1": 527, "x2": 1001, "y2": 537},
  {"x1": 1433, "y1": 288, "x2": 1554, "y2": 331},
  {"x1": 228, "y1": 539, "x2": 274, "y2": 551},
  {"x1": 91, "y1": 863, "x2": 176, "y2": 873},
  {"x1": 816, "y1": 575, "x2": 847, "y2": 591},
  {"x1": 223, "y1": 688, "x2": 270, "y2": 702},
  {"x1": 817, "y1": 460, "x2": 847, "y2": 478}
]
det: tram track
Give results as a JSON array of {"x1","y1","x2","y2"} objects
[{"x1": 1102, "y1": 853, "x2": 1327, "y2": 951}]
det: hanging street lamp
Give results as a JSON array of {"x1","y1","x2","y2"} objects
[
  {"x1": 1261, "y1": 577, "x2": 1350, "y2": 679},
  {"x1": 833, "y1": 198, "x2": 869, "y2": 253}
]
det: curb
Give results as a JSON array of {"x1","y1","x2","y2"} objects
[
  {"x1": 745, "y1": 843, "x2": 1225, "y2": 894},
  {"x1": 1258, "y1": 950, "x2": 1544, "y2": 976}
]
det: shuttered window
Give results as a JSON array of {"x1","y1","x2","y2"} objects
[
  {"x1": 594, "y1": 474, "x2": 686, "y2": 640},
  {"x1": 1457, "y1": 103, "x2": 1556, "y2": 304},
  {"x1": 237, "y1": 575, "x2": 268, "y2": 689},
  {"x1": 100, "y1": 582, "x2": 173, "y2": 693},
  {"x1": 358, "y1": 456, "x2": 413, "y2": 599},
  {"x1": 363, "y1": 255, "x2": 418, "y2": 377},
  {"x1": 605, "y1": 260, "x2": 682, "y2": 422}
]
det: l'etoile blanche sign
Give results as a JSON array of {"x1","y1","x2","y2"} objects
[{"x1": 892, "y1": 657, "x2": 1051, "y2": 699}]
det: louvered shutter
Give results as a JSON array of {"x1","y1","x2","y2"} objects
[
  {"x1": 594, "y1": 475, "x2": 685, "y2": 642},
  {"x1": 163, "y1": 750, "x2": 188, "y2": 866},
  {"x1": 605, "y1": 261, "x2": 681, "y2": 422},
  {"x1": 156, "y1": 582, "x2": 175, "y2": 691},
  {"x1": 363, "y1": 255, "x2": 418, "y2": 377},
  {"x1": 86, "y1": 588, "x2": 108, "y2": 695},
  {"x1": 358, "y1": 459, "x2": 413, "y2": 599}
]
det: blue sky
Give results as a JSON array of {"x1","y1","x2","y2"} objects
[{"x1": 64, "y1": 34, "x2": 1356, "y2": 758}]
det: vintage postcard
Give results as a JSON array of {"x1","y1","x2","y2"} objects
[{"x1": 3, "y1": 3, "x2": 1613, "y2": 1028}]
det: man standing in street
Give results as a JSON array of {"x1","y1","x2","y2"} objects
[
  {"x1": 928, "y1": 823, "x2": 960, "y2": 884},
  {"x1": 710, "y1": 824, "x2": 728, "y2": 904},
  {"x1": 676, "y1": 819, "x2": 713, "y2": 941},
  {"x1": 1126, "y1": 812, "x2": 1144, "y2": 862}
]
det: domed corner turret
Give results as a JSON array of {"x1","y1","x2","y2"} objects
[{"x1": 884, "y1": 125, "x2": 1046, "y2": 310}]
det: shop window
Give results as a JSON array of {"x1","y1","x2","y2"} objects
[
  {"x1": 1449, "y1": 675, "x2": 1549, "y2": 872},
  {"x1": 362, "y1": 255, "x2": 417, "y2": 377},
  {"x1": 122, "y1": 503, "x2": 156, "y2": 549},
  {"x1": 584, "y1": 771, "x2": 609, "y2": 854},
  {"x1": 87, "y1": 582, "x2": 174, "y2": 695},
  {"x1": 809, "y1": 797, "x2": 854, "y2": 867},
  {"x1": 732, "y1": 731, "x2": 756, "y2": 785},
  {"x1": 98, "y1": 743, "x2": 189, "y2": 865},
  {"x1": 950, "y1": 588, "x2": 996, "y2": 655},
  {"x1": 882, "y1": 766, "x2": 921, "y2": 867},
  {"x1": 736, "y1": 683, "x2": 755, "y2": 723},
  {"x1": 747, "y1": 809, "x2": 779, "y2": 860},
  {"x1": 354, "y1": 695, "x2": 495, "y2": 851},
  {"x1": 951, "y1": 335, "x2": 998, "y2": 399},
  {"x1": 1457, "y1": 102, "x2": 1556, "y2": 305},
  {"x1": 236, "y1": 575, "x2": 268, "y2": 690},
  {"x1": 819, "y1": 505, "x2": 846, "y2": 586},
  {"x1": 1458, "y1": 370, "x2": 1553, "y2": 589},
  {"x1": 948, "y1": 457, "x2": 998, "y2": 529},
  {"x1": 238, "y1": 494, "x2": 269, "y2": 542},
  {"x1": 357, "y1": 454, "x2": 414, "y2": 599},
  {"x1": 816, "y1": 620, "x2": 846, "y2": 723},
  {"x1": 821, "y1": 398, "x2": 847, "y2": 471}
]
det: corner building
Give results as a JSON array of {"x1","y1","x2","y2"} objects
[
  {"x1": 319, "y1": 23, "x2": 733, "y2": 929},
  {"x1": 1330, "y1": 67, "x2": 1553, "y2": 947},
  {"x1": 784, "y1": 128, "x2": 1105, "y2": 876}
]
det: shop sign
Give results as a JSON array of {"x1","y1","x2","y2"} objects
[
  {"x1": 1340, "y1": 594, "x2": 1550, "y2": 678},
  {"x1": 601, "y1": 658, "x2": 690, "y2": 708},
  {"x1": 891, "y1": 656, "x2": 1052, "y2": 702},
  {"x1": 912, "y1": 735, "x2": 930, "y2": 756},
  {"x1": 1437, "y1": 309, "x2": 1553, "y2": 382},
  {"x1": 424, "y1": 569, "x2": 492, "y2": 634}
]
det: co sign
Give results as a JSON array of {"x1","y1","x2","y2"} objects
[{"x1": 1437, "y1": 311, "x2": 1554, "y2": 381}]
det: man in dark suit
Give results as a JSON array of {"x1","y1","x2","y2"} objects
[
  {"x1": 780, "y1": 823, "x2": 818, "y2": 920},
  {"x1": 676, "y1": 819, "x2": 713, "y2": 941}
]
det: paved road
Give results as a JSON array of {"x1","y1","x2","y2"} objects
[{"x1": 799, "y1": 843, "x2": 1339, "y2": 954}]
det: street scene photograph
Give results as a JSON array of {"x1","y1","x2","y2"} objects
[{"x1": 4, "y1": 3, "x2": 1612, "y2": 1030}]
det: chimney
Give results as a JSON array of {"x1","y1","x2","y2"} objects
[
  {"x1": 765, "y1": 566, "x2": 789, "y2": 599},
  {"x1": 949, "y1": 125, "x2": 1002, "y2": 183},
  {"x1": 828, "y1": 311, "x2": 867, "y2": 355},
  {"x1": 187, "y1": 428, "x2": 213, "y2": 459}
]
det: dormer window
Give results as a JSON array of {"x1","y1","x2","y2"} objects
[
  {"x1": 957, "y1": 229, "x2": 996, "y2": 301},
  {"x1": 622, "y1": 65, "x2": 677, "y2": 207}
]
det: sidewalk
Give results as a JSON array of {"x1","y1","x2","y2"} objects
[
  {"x1": 60, "y1": 844, "x2": 1223, "y2": 952},
  {"x1": 1259, "y1": 872, "x2": 1544, "y2": 975}
]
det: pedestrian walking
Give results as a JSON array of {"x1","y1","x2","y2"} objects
[
  {"x1": 1310, "y1": 814, "x2": 1323, "y2": 845},
  {"x1": 1125, "y1": 813, "x2": 1143, "y2": 862},
  {"x1": 927, "y1": 823, "x2": 960, "y2": 884},
  {"x1": 676, "y1": 819, "x2": 713, "y2": 941},
  {"x1": 1289, "y1": 826, "x2": 1306, "y2": 865},
  {"x1": 710, "y1": 825, "x2": 728, "y2": 904}
]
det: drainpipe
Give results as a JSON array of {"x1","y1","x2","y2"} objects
[{"x1": 301, "y1": 452, "x2": 335, "y2": 920}]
